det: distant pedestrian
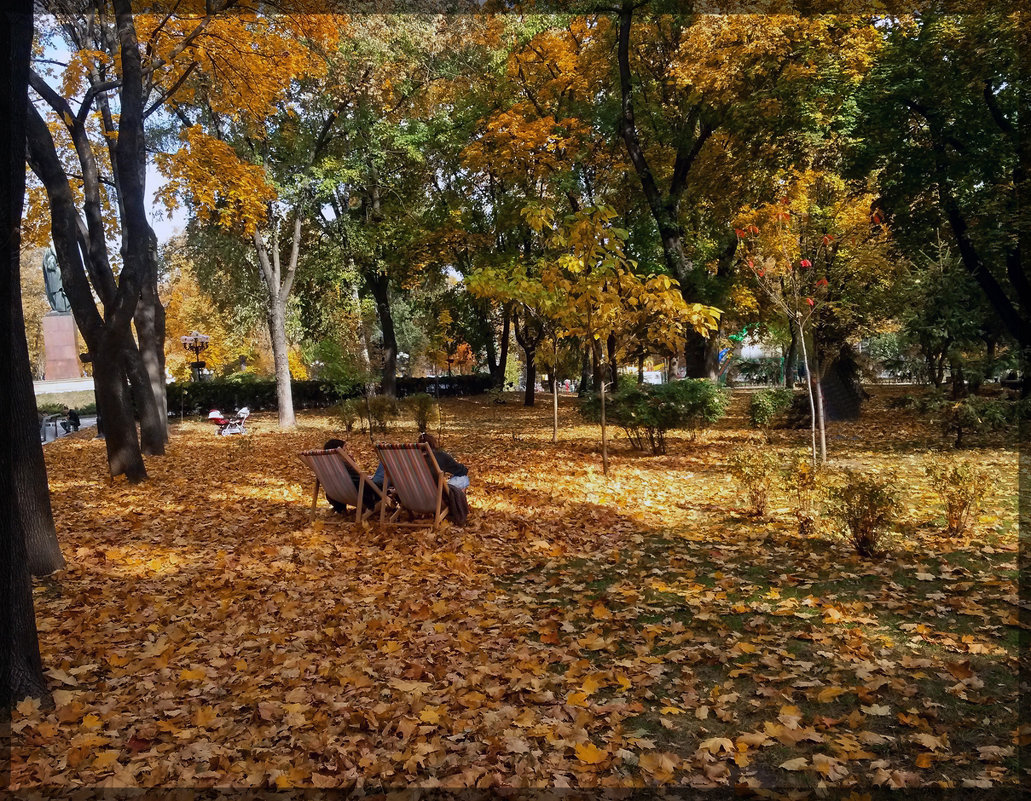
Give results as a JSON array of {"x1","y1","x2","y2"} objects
[{"x1": 60, "y1": 407, "x2": 80, "y2": 434}]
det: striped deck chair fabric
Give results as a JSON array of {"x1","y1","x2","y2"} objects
[
  {"x1": 298, "y1": 447, "x2": 383, "y2": 523},
  {"x1": 375, "y1": 442, "x2": 448, "y2": 528}
]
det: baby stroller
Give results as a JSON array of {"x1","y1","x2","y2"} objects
[{"x1": 208, "y1": 407, "x2": 250, "y2": 436}]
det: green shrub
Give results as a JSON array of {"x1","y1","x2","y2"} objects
[
  {"x1": 935, "y1": 396, "x2": 1016, "y2": 448},
  {"x1": 405, "y1": 393, "x2": 439, "y2": 433},
  {"x1": 926, "y1": 454, "x2": 992, "y2": 535},
  {"x1": 728, "y1": 444, "x2": 779, "y2": 516},
  {"x1": 367, "y1": 395, "x2": 398, "y2": 433},
  {"x1": 336, "y1": 398, "x2": 362, "y2": 433},
  {"x1": 748, "y1": 388, "x2": 795, "y2": 429},
  {"x1": 785, "y1": 453, "x2": 822, "y2": 536},
  {"x1": 579, "y1": 379, "x2": 729, "y2": 455},
  {"x1": 827, "y1": 469, "x2": 899, "y2": 558}
]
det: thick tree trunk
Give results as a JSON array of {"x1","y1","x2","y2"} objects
[
  {"x1": 579, "y1": 344, "x2": 591, "y2": 396},
  {"x1": 683, "y1": 330, "x2": 720, "y2": 379},
  {"x1": 591, "y1": 338, "x2": 603, "y2": 391},
  {"x1": 132, "y1": 280, "x2": 167, "y2": 450},
  {"x1": 93, "y1": 339, "x2": 147, "y2": 482},
  {"x1": 2, "y1": 3, "x2": 53, "y2": 707},
  {"x1": 367, "y1": 271, "x2": 397, "y2": 398},
  {"x1": 11, "y1": 250, "x2": 63, "y2": 576},
  {"x1": 124, "y1": 340, "x2": 166, "y2": 454},
  {"x1": 268, "y1": 302, "x2": 296, "y2": 427}
]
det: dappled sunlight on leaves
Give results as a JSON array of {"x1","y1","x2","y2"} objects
[{"x1": 11, "y1": 389, "x2": 1019, "y2": 790}]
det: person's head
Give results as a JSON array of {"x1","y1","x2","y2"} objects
[
  {"x1": 418, "y1": 432, "x2": 438, "y2": 450},
  {"x1": 324, "y1": 438, "x2": 345, "y2": 451},
  {"x1": 63, "y1": 406, "x2": 70, "y2": 414}
]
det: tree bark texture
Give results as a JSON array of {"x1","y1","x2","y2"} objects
[
  {"x1": 2, "y1": 3, "x2": 51, "y2": 707},
  {"x1": 112, "y1": 0, "x2": 167, "y2": 451},
  {"x1": 253, "y1": 221, "x2": 298, "y2": 426},
  {"x1": 24, "y1": 103, "x2": 146, "y2": 482},
  {"x1": 366, "y1": 270, "x2": 398, "y2": 398},
  {"x1": 11, "y1": 248, "x2": 64, "y2": 576}
]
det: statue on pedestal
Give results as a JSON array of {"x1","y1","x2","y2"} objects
[{"x1": 42, "y1": 249, "x2": 71, "y2": 314}]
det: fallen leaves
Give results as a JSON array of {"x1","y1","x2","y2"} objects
[{"x1": 10, "y1": 390, "x2": 1020, "y2": 790}]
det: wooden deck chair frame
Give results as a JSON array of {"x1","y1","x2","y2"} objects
[
  {"x1": 375, "y1": 442, "x2": 449, "y2": 530},
  {"x1": 298, "y1": 447, "x2": 388, "y2": 524}
]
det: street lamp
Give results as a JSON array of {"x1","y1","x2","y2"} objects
[{"x1": 181, "y1": 331, "x2": 210, "y2": 382}]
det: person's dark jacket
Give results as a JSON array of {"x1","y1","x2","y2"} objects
[
  {"x1": 430, "y1": 449, "x2": 467, "y2": 477},
  {"x1": 68, "y1": 409, "x2": 80, "y2": 430}
]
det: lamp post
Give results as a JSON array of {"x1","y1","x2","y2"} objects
[{"x1": 181, "y1": 331, "x2": 209, "y2": 382}]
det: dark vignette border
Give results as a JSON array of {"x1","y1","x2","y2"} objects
[{"x1": 6, "y1": 0, "x2": 1029, "y2": 796}]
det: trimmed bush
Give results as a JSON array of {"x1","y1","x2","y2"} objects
[
  {"x1": 336, "y1": 398, "x2": 362, "y2": 433},
  {"x1": 367, "y1": 395, "x2": 398, "y2": 433},
  {"x1": 748, "y1": 388, "x2": 795, "y2": 429},
  {"x1": 405, "y1": 393, "x2": 439, "y2": 433},
  {"x1": 579, "y1": 379, "x2": 729, "y2": 455},
  {"x1": 926, "y1": 454, "x2": 992, "y2": 535},
  {"x1": 827, "y1": 469, "x2": 899, "y2": 558},
  {"x1": 167, "y1": 379, "x2": 356, "y2": 417},
  {"x1": 728, "y1": 444, "x2": 779, "y2": 516},
  {"x1": 395, "y1": 374, "x2": 493, "y2": 398}
]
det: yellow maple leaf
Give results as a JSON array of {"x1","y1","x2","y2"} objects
[
  {"x1": 574, "y1": 742, "x2": 608, "y2": 764},
  {"x1": 780, "y1": 757, "x2": 808, "y2": 771},
  {"x1": 419, "y1": 706, "x2": 441, "y2": 724},
  {"x1": 817, "y1": 686, "x2": 848, "y2": 703}
]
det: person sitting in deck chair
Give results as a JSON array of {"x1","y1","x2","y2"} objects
[
  {"x1": 323, "y1": 439, "x2": 382, "y2": 514},
  {"x1": 417, "y1": 432, "x2": 469, "y2": 525},
  {"x1": 417, "y1": 433, "x2": 469, "y2": 490}
]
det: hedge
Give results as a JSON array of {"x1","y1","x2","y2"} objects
[{"x1": 166, "y1": 373, "x2": 494, "y2": 416}]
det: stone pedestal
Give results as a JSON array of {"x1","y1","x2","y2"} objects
[{"x1": 42, "y1": 312, "x2": 80, "y2": 380}]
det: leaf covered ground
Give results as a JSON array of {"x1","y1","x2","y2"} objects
[{"x1": 11, "y1": 387, "x2": 1024, "y2": 793}]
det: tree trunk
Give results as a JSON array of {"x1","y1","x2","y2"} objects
[
  {"x1": 124, "y1": 340, "x2": 165, "y2": 456},
  {"x1": 591, "y1": 338, "x2": 602, "y2": 391},
  {"x1": 367, "y1": 271, "x2": 397, "y2": 398},
  {"x1": 12, "y1": 385, "x2": 64, "y2": 576},
  {"x1": 93, "y1": 337, "x2": 147, "y2": 482},
  {"x1": 950, "y1": 355, "x2": 967, "y2": 400},
  {"x1": 551, "y1": 367, "x2": 559, "y2": 444},
  {"x1": 268, "y1": 302, "x2": 296, "y2": 427},
  {"x1": 813, "y1": 359, "x2": 828, "y2": 464},
  {"x1": 523, "y1": 347, "x2": 537, "y2": 407},
  {"x1": 132, "y1": 280, "x2": 168, "y2": 450},
  {"x1": 637, "y1": 355, "x2": 645, "y2": 384},
  {"x1": 11, "y1": 248, "x2": 63, "y2": 576},
  {"x1": 493, "y1": 303, "x2": 512, "y2": 389},
  {"x1": 111, "y1": 0, "x2": 161, "y2": 448},
  {"x1": 785, "y1": 321, "x2": 799, "y2": 388},
  {"x1": 2, "y1": 2, "x2": 54, "y2": 707},
  {"x1": 25, "y1": 100, "x2": 145, "y2": 481},
  {"x1": 600, "y1": 371, "x2": 609, "y2": 476},
  {"x1": 579, "y1": 344, "x2": 591, "y2": 396},
  {"x1": 607, "y1": 333, "x2": 618, "y2": 388},
  {"x1": 683, "y1": 330, "x2": 719, "y2": 379}
]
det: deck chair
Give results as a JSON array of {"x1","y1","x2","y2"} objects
[
  {"x1": 375, "y1": 442, "x2": 449, "y2": 529},
  {"x1": 298, "y1": 447, "x2": 388, "y2": 524}
]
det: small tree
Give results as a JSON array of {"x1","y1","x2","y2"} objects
[
  {"x1": 926, "y1": 455, "x2": 992, "y2": 536},
  {"x1": 827, "y1": 469, "x2": 899, "y2": 558}
]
